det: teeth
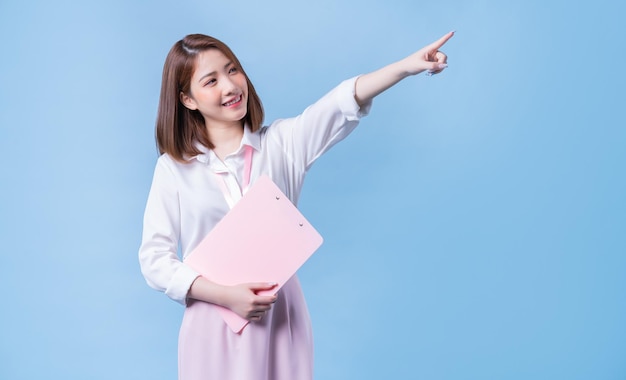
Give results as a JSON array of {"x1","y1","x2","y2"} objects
[{"x1": 223, "y1": 95, "x2": 241, "y2": 106}]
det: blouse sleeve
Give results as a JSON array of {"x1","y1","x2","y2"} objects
[
  {"x1": 138, "y1": 157, "x2": 200, "y2": 305},
  {"x1": 267, "y1": 76, "x2": 372, "y2": 172}
]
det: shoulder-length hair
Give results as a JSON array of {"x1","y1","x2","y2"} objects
[{"x1": 155, "y1": 34, "x2": 264, "y2": 162}]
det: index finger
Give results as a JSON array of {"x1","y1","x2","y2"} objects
[
  {"x1": 254, "y1": 295, "x2": 278, "y2": 305},
  {"x1": 429, "y1": 31, "x2": 455, "y2": 50}
]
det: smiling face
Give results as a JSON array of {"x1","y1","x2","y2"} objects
[{"x1": 180, "y1": 48, "x2": 249, "y2": 131}]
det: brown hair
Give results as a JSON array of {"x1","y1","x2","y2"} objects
[{"x1": 155, "y1": 34, "x2": 264, "y2": 161}]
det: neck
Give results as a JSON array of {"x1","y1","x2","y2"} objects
[{"x1": 206, "y1": 121, "x2": 244, "y2": 160}]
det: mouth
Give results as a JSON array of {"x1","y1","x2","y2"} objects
[{"x1": 222, "y1": 94, "x2": 243, "y2": 107}]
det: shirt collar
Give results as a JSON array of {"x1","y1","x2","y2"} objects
[
  {"x1": 187, "y1": 124, "x2": 261, "y2": 165},
  {"x1": 240, "y1": 123, "x2": 261, "y2": 152}
]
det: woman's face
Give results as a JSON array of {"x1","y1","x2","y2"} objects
[{"x1": 181, "y1": 49, "x2": 249, "y2": 129}]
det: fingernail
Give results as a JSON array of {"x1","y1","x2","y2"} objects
[{"x1": 437, "y1": 63, "x2": 448, "y2": 69}]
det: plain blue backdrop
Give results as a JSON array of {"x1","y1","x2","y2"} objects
[{"x1": 1, "y1": 0, "x2": 624, "y2": 379}]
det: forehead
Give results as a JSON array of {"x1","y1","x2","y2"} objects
[{"x1": 191, "y1": 49, "x2": 231, "y2": 79}]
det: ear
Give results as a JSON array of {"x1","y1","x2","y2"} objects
[{"x1": 180, "y1": 91, "x2": 198, "y2": 110}]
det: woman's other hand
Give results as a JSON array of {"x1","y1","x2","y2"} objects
[
  {"x1": 354, "y1": 30, "x2": 455, "y2": 106},
  {"x1": 222, "y1": 282, "x2": 278, "y2": 321},
  {"x1": 401, "y1": 31, "x2": 454, "y2": 76}
]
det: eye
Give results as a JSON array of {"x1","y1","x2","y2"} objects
[
  {"x1": 228, "y1": 66, "x2": 238, "y2": 74},
  {"x1": 203, "y1": 78, "x2": 216, "y2": 87}
]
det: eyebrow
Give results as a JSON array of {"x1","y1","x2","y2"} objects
[{"x1": 198, "y1": 61, "x2": 234, "y2": 83}]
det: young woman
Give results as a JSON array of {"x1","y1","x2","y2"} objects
[{"x1": 139, "y1": 31, "x2": 453, "y2": 380}]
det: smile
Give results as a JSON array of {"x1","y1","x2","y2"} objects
[{"x1": 223, "y1": 95, "x2": 243, "y2": 107}]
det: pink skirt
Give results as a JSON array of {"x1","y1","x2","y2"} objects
[{"x1": 178, "y1": 275, "x2": 313, "y2": 380}]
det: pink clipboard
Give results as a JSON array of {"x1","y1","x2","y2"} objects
[{"x1": 184, "y1": 175, "x2": 323, "y2": 333}]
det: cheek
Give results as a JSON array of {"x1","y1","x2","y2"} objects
[
  {"x1": 195, "y1": 90, "x2": 220, "y2": 105},
  {"x1": 236, "y1": 75, "x2": 249, "y2": 93}
]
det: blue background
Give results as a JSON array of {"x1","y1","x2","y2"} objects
[{"x1": 1, "y1": 0, "x2": 625, "y2": 379}]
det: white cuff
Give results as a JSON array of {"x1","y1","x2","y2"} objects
[
  {"x1": 337, "y1": 76, "x2": 373, "y2": 121},
  {"x1": 165, "y1": 264, "x2": 200, "y2": 305}
]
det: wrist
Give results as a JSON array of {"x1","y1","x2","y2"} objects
[
  {"x1": 396, "y1": 57, "x2": 425, "y2": 77},
  {"x1": 188, "y1": 276, "x2": 230, "y2": 307}
]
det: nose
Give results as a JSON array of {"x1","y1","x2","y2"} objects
[{"x1": 221, "y1": 75, "x2": 238, "y2": 95}]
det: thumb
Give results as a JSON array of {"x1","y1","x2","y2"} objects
[
  {"x1": 426, "y1": 62, "x2": 448, "y2": 76},
  {"x1": 248, "y1": 282, "x2": 278, "y2": 291},
  {"x1": 431, "y1": 63, "x2": 448, "y2": 71}
]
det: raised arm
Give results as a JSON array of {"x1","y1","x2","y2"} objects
[{"x1": 354, "y1": 31, "x2": 454, "y2": 107}]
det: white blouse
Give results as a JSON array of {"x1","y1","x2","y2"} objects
[{"x1": 138, "y1": 77, "x2": 372, "y2": 304}]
